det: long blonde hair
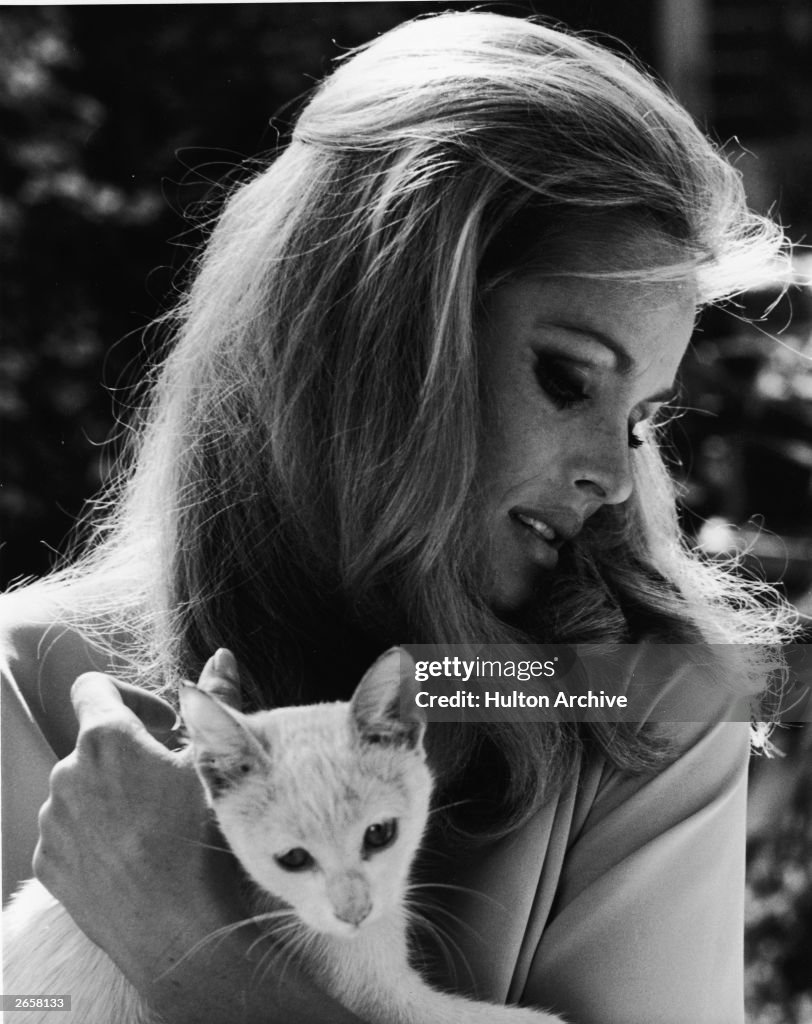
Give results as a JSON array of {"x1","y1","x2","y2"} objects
[{"x1": 36, "y1": 12, "x2": 794, "y2": 834}]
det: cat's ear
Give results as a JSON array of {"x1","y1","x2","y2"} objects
[
  {"x1": 350, "y1": 647, "x2": 425, "y2": 750},
  {"x1": 179, "y1": 684, "x2": 268, "y2": 798}
]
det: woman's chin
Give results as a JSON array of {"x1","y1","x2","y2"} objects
[{"x1": 484, "y1": 562, "x2": 545, "y2": 617}]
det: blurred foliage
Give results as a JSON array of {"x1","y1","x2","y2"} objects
[
  {"x1": 677, "y1": 291, "x2": 812, "y2": 1023},
  {"x1": 1, "y1": 4, "x2": 810, "y2": 1020},
  {"x1": 746, "y1": 728, "x2": 812, "y2": 1023},
  {"x1": 0, "y1": 2, "x2": 447, "y2": 582}
]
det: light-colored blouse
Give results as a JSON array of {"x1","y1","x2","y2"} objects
[{"x1": 1, "y1": 606, "x2": 749, "y2": 1024}]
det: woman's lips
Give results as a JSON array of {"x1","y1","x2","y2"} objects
[
  {"x1": 512, "y1": 511, "x2": 557, "y2": 543},
  {"x1": 507, "y1": 506, "x2": 585, "y2": 569},
  {"x1": 509, "y1": 510, "x2": 561, "y2": 568}
]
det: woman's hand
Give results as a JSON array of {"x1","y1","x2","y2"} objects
[
  {"x1": 32, "y1": 651, "x2": 359, "y2": 1024},
  {"x1": 33, "y1": 653, "x2": 246, "y2": 987}
]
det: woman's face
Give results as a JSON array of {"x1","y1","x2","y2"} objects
[{"x1": 477, "y1": 236, "x2": 697, "y2": 612}]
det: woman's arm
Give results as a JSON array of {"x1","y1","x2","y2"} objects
[{"x1": 25, "y1": 656, "x2": 362, "y2": 1024}]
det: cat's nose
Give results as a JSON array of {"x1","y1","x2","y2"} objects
[
  {"x1": 328, "y1": 871, "x2": 372, "y2": 927},
  {"x1": 334, "y1": 901, "x2": 371, "y2": 927}
]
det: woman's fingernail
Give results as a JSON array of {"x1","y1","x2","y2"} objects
[{"x1": 213, "y1": 647, "x2": 239, "y2": 682}]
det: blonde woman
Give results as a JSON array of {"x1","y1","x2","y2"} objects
[{"x1": 1, "y1": 12, "x2": 793, "y2": 1023}]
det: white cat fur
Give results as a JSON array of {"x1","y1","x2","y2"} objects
[{"x1": 3, "y1": 648, "x2": 565, "y2": 1023}]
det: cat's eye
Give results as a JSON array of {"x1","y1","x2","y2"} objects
[
  {"x1": 363, "y1": 819, "x2": 398, "y2": 854},
  {"x1": 275, "y1": 847, "x2": 314, "y2": 872}
]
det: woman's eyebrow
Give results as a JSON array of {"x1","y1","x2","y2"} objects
[
  {"x1": 538, "y1": 323, "x2": 679, "y2": 404},
  {"x1": 539, "y1": 321, "x2": 633, "y2": 370},
  {"x1": 595, "y1": 333, "x2": 635, "y2": 374}
]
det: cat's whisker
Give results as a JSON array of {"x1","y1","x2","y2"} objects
[
  {"x1": 408, "y1": 880, "x2": 508, "y2": 913},
  {"x1": 235, "y1": 917, "x2": 308, "y2": 994},
  {"x1": 245, "y1": 914, "x2": 299, "y2": 959},
  {"x1": 255, "y1": 923, "x2": 311, "y2": 993},
  {"x1": 406, "y1": 904, "x2": 477, "y2": 991},
  {"x1": 250, "y1": 937, "x2": 288, "y2": 989},
  {"x1": 157, "y1": 825, "x2": 235, "y2": 856},
  {"x1": 427, "y1": 797, "x2": 475, "y2": 818},
  {"x1": 251, "y1": 945, "x2": 281, "y2": 992},
  {"x1": 157, "y1": 909, "x2": 300, "y2": 980},
  {"x1": 249, "y1": 908, "x2": 301, "y2": 926},
  {"x1": 408, "y1": 893, "x2": 479, "y2": 940},
  {"x1": 408, "y1": 892, "x2": 492, "y2": 946},
  {"x1": 410, "y1": 913, "x2": 460, "y2": 976},
  {"x1": 156, "y1": 924, "x2": 246, "y2": 978},
  {"x1": 406, "y1": 886, "x2": 502, "y2": 986},
  {"x1": 176, "y1": 837, "x2": 234, "y2": 855}
]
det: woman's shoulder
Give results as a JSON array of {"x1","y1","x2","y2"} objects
[
  {"x1": 582, "y1": 640, "x2": 765, "y2": 725},
  {"x1": 0, "y1": 586, "x2": 117, "y2": 757}
]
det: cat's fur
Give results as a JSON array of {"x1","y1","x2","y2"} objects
[{"x1": 3, "y1": 648, "x2": 565, "y2": 1023}]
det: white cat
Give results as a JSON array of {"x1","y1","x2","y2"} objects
[{"x1": 3, "y1": 648, "x2": 566, "y2": 1023}]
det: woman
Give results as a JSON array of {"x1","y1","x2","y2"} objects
[{"x1": 1, "y1": 11, "x2": 794, "y2": 1023}]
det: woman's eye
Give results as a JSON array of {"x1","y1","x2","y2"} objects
[
  {"x1": 534, "y1": 356, "x2": 588, "y2": 409},
  {"x1": 363, "y1": 819, "x2": 398, "y2": 854},
  {"x1": 275, "y1": 847, "x2": 315, "y2": 871},
  {"x1": 628, "y1": 423, "x2": 645, "y2": 449}
]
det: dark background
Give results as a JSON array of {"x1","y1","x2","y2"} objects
[{"x1": 1, "y1": 4, "x2": 811, "y2": 1020}]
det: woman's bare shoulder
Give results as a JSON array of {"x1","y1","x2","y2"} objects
[{"x1": 0, "y1": 587, "x2": 115, "y2": 757}]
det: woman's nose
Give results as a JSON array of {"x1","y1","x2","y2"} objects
[{"x1": 571, "y1": 425, "x2": 634, "y2": 506}]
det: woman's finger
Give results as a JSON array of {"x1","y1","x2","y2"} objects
[
  {"x1": 111, "y1": 677, "x2": 180, "y2": 739},
  {"x1": 70, "y1": 671, "x2": 179, "y2": 739},
  {"x1": 70, "y1": 672, "x2": 178, "y2": 766},
  {"x1": 70, "y1": 671, "x2": 130, "y2": 726},
  {"x1": 196, "y1": 648, "x2": 242, "y2": 710}
]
